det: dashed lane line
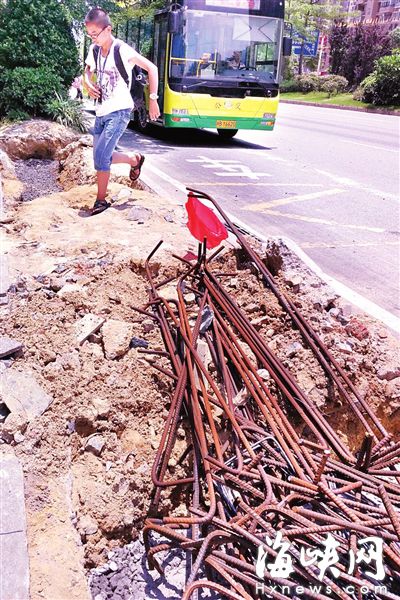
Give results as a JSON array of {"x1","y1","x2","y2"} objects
[
  {"x1": 301, "y1": 240, "x2": 400, "y2": 249},
  {"x1": 249, "y1": 209, "x2": 385, "y2": 233},
  {"x1": 184, "y1": 182, "x2": 324, "y2": 187},
  {"x1": 244, "y1": 188, "x2": 344, "y2": 211}
]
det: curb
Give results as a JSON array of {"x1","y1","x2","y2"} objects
[{"x1": 280, "y1": 99, "x2": 399, "y2": 116}]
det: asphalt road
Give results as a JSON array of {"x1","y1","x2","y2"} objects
[{"x1": 116, "y1": 102, "x2": 400, "y2": 326}]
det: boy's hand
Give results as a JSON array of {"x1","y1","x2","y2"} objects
[
  {"x1": 149, "y1": 99, "x2": 160, "y2": 121},
  {"x1": 86, "y1": 82, "x2": 101, "y2": 100}
]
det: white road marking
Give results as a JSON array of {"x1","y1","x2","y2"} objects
[
  {"x1": 345, "y1": 140, "x2": 398, "y2": 153},
  {"x1": 254, "y1": 209, "x2": 385, "y2": 233},
  {"x1": 315, "y1": 169, "x2": 399, "y2": 201},
  {"x1": 186, "y1": 156, "x2": 271, "y2": 180},
  {"x1": 143, "y1": 161, "x2": 400, "y2": 333},
  {"x1": 245, "y1": 188, "x2": 344, "y2": 210}
]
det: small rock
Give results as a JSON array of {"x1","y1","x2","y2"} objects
[
  {"x1": 127, "y1": 206, "x2": 152, "y2": 223},
  {"x1": 91, "y1": 397, "x2": 111, "y2": 418},
  {"x1": 164, "y1": 212, "x2": 174, "y2": 223},
  {"x1": 58, "y1": 283, "x2": 87, "y2": 302},
  {"x1": 117, "y1": 187, "x2": 132, "y2": 201},
  {"x1": 246, "y1": 302, "x2": 259, "y2": 314},
  {"x1": 377, "y1": 364, "x2": 400, "y2": 381},
  {"x1": 184, "y1": 292, "x2": 196, "y2": 304},
  {"x1": 345, "y1": 319, "x2": 369, "y2": 341},
  {"x1": 158, "y1": 284, "x2": 179, "y2": 302},
  {"x1": 141, "y1": 319, "x2": 155, "y2": 334},
  {"x1": 85, "y1": 435, "x2": 105, "y2": 456},
  {"x1": 102, "y1": 320, "x2": 134, "y2": 360},
  {"x1": 75, "y1": 313, "x2": 105, "y2": 345},
  {"x1": 377, "y1": 329, "x2": 388, "y2": 339},
  {"x1": 321, "y1": 319, "x2": 335, "y2": 332},
  {"x1": 13, "y1": 432, "x2": 25, "y2": 444},
  {"x1": 385, "y1": 379, "x2": 400, "y2": 403},
  {"x1": 108, "y1": 561, "x2": 119, "y2": 572},
  {"x1": 336, "y1": 341, "x2": 353, "y2": 354},
  {"x1": 1, "y1": 369, "x2": 53, "y2": 419},
  {"x1": 0, "y1": 412, "x2": 28, "y2": 444},
  {"x1": 329, "y1": 308, "x2": 341, "y2": 319},
  {"x1": 285, "y1": 273, "x2": 302, "y2": 292},
  {"x1": 130, "y1": 337, "x2": 149, "y2": 349},
  {"x1": 0, "y1": 336, "x2": 23, "y2": 359},
  {"x1": 79, "y1": 515, "x2": 99, "y2": 536},
  {"x1": 228, "y1": 278, "x2": 238, "y2": 288},
  {"x1": 257, "y1": 369, "x2": 270, "y2": 381},
  {"x1": 287, "y1": 342, "x2": 303, "y2": 358}
]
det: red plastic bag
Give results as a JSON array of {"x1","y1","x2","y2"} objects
[{"x1": 185, "y1": 193, "x2": 228, "y2": 249}]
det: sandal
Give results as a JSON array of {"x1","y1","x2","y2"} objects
[
  {"x1": 91, "y1": 199, "x2": 110, "y2": 216},
  {"x1": 129, "y1": 154, "x2": 145, "y2": 182}
]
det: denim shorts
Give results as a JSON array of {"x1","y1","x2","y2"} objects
[{"x1": 93, "y1": 108, "x2": 132, "y2": 172}]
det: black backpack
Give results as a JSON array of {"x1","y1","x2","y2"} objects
[{"x1": 92, "y1": 41, "x2": 147, "y2": 105}]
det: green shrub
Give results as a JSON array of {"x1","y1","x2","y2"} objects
[
  {"x1": 321, "y1": 75, "x2": 349, "y2": 97},
  {"x1": 355, "y1": 73, "x2": 377, "y2": 103},
  {"x1": 280, "y1": 79, "x2": 301, "y2": 93},
  {"x1": 357, "y1": 53, "x2": 400, "y2": 105},
  {"x1": 390, "y1": 26, "x2": 400, "y2": 49},
  {"x1": 0, "y1": 66, "x2": 63, "y2": 116},
  {"x1": 295, "y1": 73, "x2": 320, "y2": 93},
  {"x1": 6, "y1": 108, "x2": 30, "y2": 121},
  {"x1": 0, "y1": 0, "x2": 80, "y2": 87},
  {"x1": 45, "y1": 92, "x2": 90, "y2": 132},
  {"x1": 372, "y1": 52, "x2": 400, "y2": 105}
]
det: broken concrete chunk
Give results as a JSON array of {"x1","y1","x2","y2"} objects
[
  {"x1": 85, "y1": 435, "x2": 105, "y2": 456},
  {"x1": 345, "y1": 319, "x2": 369, "y2": 341},
  {"x1": 0, "y1": 369, "x2": 53, "y2": 420},
  {"x1": 257, "y1": 369, "x2": 270, "y2": 381},
  {"x1": 286, "y1": 342, "x2": 303, "y2": 358},
  {"x1": 130, "y1": 337, "x2": 149, "y2": 349},
  {"x1": 0, "y1": 337, "x2": 23, "y2": 359},
  {"x1": 75, "y1": 314, "x2": 105, "y2": 345},
  {"x1": 79, "y1": 515, "x2": 99, "y2": 536},
  {"x1": 158, "y1": 284, "x2": 179, "y2": 302},
  {"x1": 127, "y1": 206, "x2": 152, "y2": 223},
  {"x1": 90, "y1": 397, "x2": 111, "y2": 418},
  {"x1": 102, "y1": 319, "x2": 134, "y2": 360},
  {"x1": 336, "y1": 341, "x2": 353, "y2": 354},
  {"x1": 377, "y1": 363, "x2": 400, "y2": 381},
  {"x1": 0, "y1": 254, "x2": 11, "y2": 297},
  {"x1": 58, "y1": 283, "x2": 88, "y2": 302},
  {"x1": 0, "y1": 454, "x2": 30, "y2": 600}
]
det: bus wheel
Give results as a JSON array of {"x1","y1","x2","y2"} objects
[
  {"x1": 217, "y1": 128, "x2": 238, "y2": 139},
  {"x1": 135, "y1": 107, "x2": 149, "y2": 133}
]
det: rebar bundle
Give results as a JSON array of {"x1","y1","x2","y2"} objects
[{"x1": 136, "y1": 190, "x2": 400, "y2": 600}]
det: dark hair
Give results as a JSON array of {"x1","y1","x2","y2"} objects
[{"x1": 84, "y1": 7, "x2": 112, "y2": 27}]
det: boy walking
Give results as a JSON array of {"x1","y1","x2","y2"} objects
[{"x1": 84, "y1": 7, "x2": 160, "y2": 215}]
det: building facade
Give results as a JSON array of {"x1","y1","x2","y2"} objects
[{"x1": 343, "y1": 0, "x2": 400, "y2": 28}]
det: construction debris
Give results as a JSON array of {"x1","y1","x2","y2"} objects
[{"x1": 138, "y1": 190, "x2": 400, "y2": 600}]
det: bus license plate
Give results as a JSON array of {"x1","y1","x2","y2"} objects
[{"x1": 216, "y1": 120, "x2": 236, "y2": 128}]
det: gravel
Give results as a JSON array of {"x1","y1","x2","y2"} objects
[{"x1": 14, "y1": 158, "x2": 62, "y2": 202}]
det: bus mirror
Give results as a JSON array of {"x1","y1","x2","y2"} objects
[
  {"x1": 168, "y1": 9, "x2": 183, "y2": 34},
  {"x1": 282, "y1": 37, "x2": 293, "y2": 57}
]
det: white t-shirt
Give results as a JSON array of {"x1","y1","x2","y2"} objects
[{"x1": 85, "y1": 38, "x2": 136, "y2": 117}]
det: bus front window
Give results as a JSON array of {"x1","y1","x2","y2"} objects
[{"x1": 170, "y1": 11, "x2": 283, "y2": 83}]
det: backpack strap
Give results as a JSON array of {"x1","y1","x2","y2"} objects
[
  {"x1": 113, "y1": 41, "x2": 130, "y2": 87},
  {"x1": 92, "y1": 45, "x2": 100, "y2": 72}
]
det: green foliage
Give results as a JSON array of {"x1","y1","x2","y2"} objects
[
  {"x1": 0, "y1": 0, "x2": 80, "y2": 87},
  {"x1": 321, "y1": 75, "x2": 348, "y2": 97},
  {"x1": 0, "y1": 67, "x2": 63, "y2": 116},
  {"x1": 359, "y1": 52, "x2": 400, "y2": 106},
  {"x1": 5, "y1": 108, "x2": 31, "y2": 122},
  {"x1": 286, "y1": 0, "x2": 346, "y2": 74},
  {"x1": 329, "y1": 22, "x2": 392, "y2": 87},
  {"x1": 45, "y1": 92, "x2": 91, "y2": 132},
  {"x1": 390, "y1": 27, "x2": 400, "y2": 49},
  {"x1": 282, "y1": 73, "x2": 348, "y2": 95}
]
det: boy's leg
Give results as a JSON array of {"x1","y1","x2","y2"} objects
[
  {"x1": 111, "y1": 151, "x2": 142, "y2": 168},
  {"x1": 93, "y1": 110, "x2": 132, "y2": 205}
]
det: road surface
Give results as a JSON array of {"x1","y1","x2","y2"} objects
[{"x1": 116, "y1": 102, "x2": 400, "y2": 325}]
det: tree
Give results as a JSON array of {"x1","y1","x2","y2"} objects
[
  {"x1": 329, "y1": 22, "x2": 392, "y2": 87},
  {"x1": 285, "y1": 0, "x2": 346, "y2": 74},
  {"x1": 0, "y1": 0, "x2": 80, "y2": 86}
]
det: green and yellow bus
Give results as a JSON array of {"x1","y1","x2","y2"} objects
[{"x1": 131, "y1": 0, "x2": 291, "y2": 138}]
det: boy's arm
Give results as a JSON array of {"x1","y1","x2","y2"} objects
[{"x1": 128, "y1": 52, "x2": 160, "y2": 121}]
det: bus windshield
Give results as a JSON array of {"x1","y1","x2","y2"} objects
[{"x1": 170, "y1": 10, "x2": 283, "y2": 84}]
